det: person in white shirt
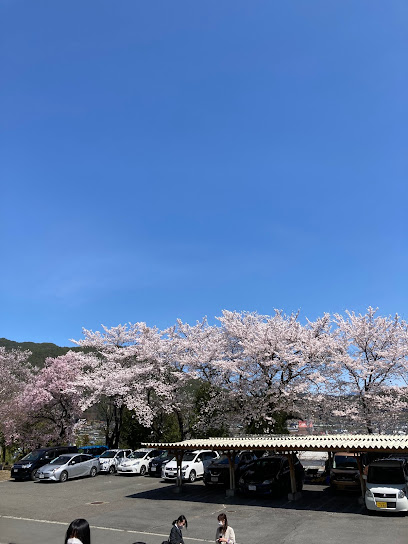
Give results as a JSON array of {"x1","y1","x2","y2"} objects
[
  {"x1": 215, "y1": 513, "x2": 235, "y2": 544},
  {"x1": 65, "y1": 519, "x2": 90, "y2": 544}
]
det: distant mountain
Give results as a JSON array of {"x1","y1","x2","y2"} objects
[{"x1": 0, "y1": 337, "x2": 88, "y2": 368}]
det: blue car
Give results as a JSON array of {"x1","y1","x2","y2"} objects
[{"x1": 78, "y1": 445, "x2": 108, "y2": 458}]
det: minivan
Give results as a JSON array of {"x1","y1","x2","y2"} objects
[
  {"x1": 329, "y1": 452, "x2": 362, "y2": 491},
  {"x1": 365, "y1": 457, "x2": 408, "y2": 513},
  {"x1": 11, "y1": 446, "x2": 78, "y2": 481}
]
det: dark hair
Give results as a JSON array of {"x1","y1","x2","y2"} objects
[
  {"x1": 172, "y1": 515, "x2": 188, "y2": 529},
  {"x1": 217, "y1": 513, "x2": 228, "y2": 535},
  {"x1": 65, "y1": 519, "x2": 90, "y2": 544}
]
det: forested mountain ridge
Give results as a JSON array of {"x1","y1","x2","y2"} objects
[{"x1": 0, "y1": 337, "x2": 87, "y2": 368}]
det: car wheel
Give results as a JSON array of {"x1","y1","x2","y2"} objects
[
  {"x1": 59, "y1": 471, "x2": 68, "y2": 483},
  {"x1": 140, "y1": 465, "x2": 146, "y2": 476},
  {"x1": 30, "y1": 469, "x2": 39, "y2": 481},
  {"x1": 90, "y1": 467, "x2": 97, "y2": 477},
  {"x1": 189, "y1": 470, "x2": 196, "y2": 483},
  {"x1": 108, "y1": 464, "x2": 116, "y2": 474}
]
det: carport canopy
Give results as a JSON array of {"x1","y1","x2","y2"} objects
[{"x1": 143, "y1": 434, "x2": 408, "y2": 499}]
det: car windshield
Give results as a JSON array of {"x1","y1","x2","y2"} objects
[
  {"x1": 19, "y1": 451, "x2": 43, "y2": 462},
  {"x1": 213, "y1": 455, "x2": 240, "y2": 465},
  {"x1": 158, "y1": 452, "x2": 173, "y2": 460},
  {"x1": 50, "y1": 456, "x2": 72, "y2": 465},
  {"x1": 333, "y1": 455, "x2": 358, "y2": 469},
  {"x1": 182, "y1": 452, "x2": 197, "y2": 462},
  {"x1": 129, "y1": 451, "x2": 147, "y2": 459},
  {"x1": 100, "y1": 451, "x2": 116, "y2": 458},
  {"x1": 255, "y1": 459, "x2": 281, "y2": 476},
  {"x1": 368, "y1": 466, "x2": 405, "y2": 485}
]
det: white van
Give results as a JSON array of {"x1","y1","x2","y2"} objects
[
  {"x1": 365, "y1": 457, "x2": 408, "y2": 513},
  {"x1": 162, "y1": 450, "x2": 219, "y2": 482},
  {"x1": 98, "y1": 449, "x2": 132, "y2": 474}
]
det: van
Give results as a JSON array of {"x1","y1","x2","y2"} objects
[
  {"x1": 329, "y1": 451, "x2": 363, "y2": 491},
  {"x1": 365, "y1": 457, "x2": 408, "y2": 513},
  {"x1": 11, "y1": 446, "x2": 78, "y2": 481}
]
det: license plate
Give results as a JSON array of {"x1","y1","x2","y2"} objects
[
  {"x1": 151, "y1": 466, "x2": 156, "y2": 471},
  {"x1": 14, "y1": 469, "x2": 18, "y2": 472},
  {"x1": 248, "y1": 485, "x2": 257, "y2": 491},
  {"x1": 211, "y1": 476, "x2": 219, "y2": 482},
  {"x1": 39, "y1": 474, "x2": 45, "y2": 479},
  {"x1": 376, "y1": 501, "x2": 387, "y2": 508}
]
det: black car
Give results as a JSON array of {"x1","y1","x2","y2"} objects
[
  {"x1": 238, "y1": 455, "x2": 304, "y2": 496},
  {"x1": 204, "y1": 451, "x2": 259, "y2": 487},
  {"x1": 11, "y1": 446, "x2": 78, "y2": 481},
  {"x1": 148, "y1": 451, "x2": 175, "y2": 476}
]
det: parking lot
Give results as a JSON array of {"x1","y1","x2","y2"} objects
[{"x1": 0, "y1": 472, "x2": 407, "y2": 544}]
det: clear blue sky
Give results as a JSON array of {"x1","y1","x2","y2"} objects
[{"x1": 1, "y1": 1, "x2": 407, "y2": 346}]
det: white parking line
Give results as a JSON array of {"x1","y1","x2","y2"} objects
[{"x1": 0, "y1": 515, "x2": 214, "y2": 542}]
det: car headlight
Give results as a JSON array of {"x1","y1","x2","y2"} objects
[
  {"x1": 262, "y1": 480, "x2": 272, "y2": 485},
  {"x1": 22, "y1": 463, "x2": 32, "y2": 468},
  {"x1": 183, "y1": 465, "x2": 189, "y2": 470},
  {"x1": 51, "y1": 468, "x2": 58, "y2": 474},
  {"x1": 134, "y1": 461, "x2": 140, "y2": 465},
  {"x1": 366, "y1": 489, "x2": 374, "y2": 498},
  {"x1": 398, "y1": 489, "x2": 406, "y2": 499}
]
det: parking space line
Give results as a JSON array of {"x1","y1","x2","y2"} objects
[{"x1": 0, "y1": 515, "x2": 214, "y2": 542}]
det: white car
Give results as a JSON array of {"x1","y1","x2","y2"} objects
[
  {"x1": 162, "y1": 450, "x2": 219, "y2": 482},
  {"x1": 365, "y1": 457, "x2": 408, "y2": 513},
  {"x1": 117, "y1": 448, "x2": 162, "y2": 475},
  {"x1": 98, "y1": 449, "x2": 132, "y2": 474}
]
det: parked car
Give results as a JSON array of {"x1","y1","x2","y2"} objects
[
  {"x1": 299, "y1": 451, "x2": 329, "y2": 484},
  {"x1": 98, "y1": 449, "x2": 132, "y2": 474},
  {"x1": 238, "y1": 455, "x2": 304, "y2": 496},
  {"x1": 365, "y1": 457, "x2": 408, "y2": 513},
  {"x1": 162, "y1": 450, "x2": 220, "y2": 482},
  {"x1": 11, "y1": 446, "x2": 78, "y2": 481},
  {"x1": 78, "y1": 445, "x2": 108, "y2": 458},
  {"x1": 117, "y1": 448, "x2": 163, "y2": 475},
  {"x1": 329, "y1": 451, "x2": 363, "y2": 491},
  {"x1": 204, "y1": 451, "x2": 259, "y2": 487},
  {"x1": 37, "y1": 453, "x2": 100, "y2": 482},
  {"x1": 148, "y1": 451, "x2": 175, "y2": 477}
]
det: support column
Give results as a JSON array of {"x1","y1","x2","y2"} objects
[
  {"x1": 287, "y1": 452, "x2": 301, "y2": 501},
  {"x1": 356, "y1": 453, "x2": 366, "y2": 505},
  {"x1": 226, "y1": 450, "x2": 236, "y2": 497},
  {"x1": 174, "y1": 450, "x2": 183, "y2": 494}
]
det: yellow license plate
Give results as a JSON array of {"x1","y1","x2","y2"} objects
[{"x1": 376, "y1": 501, "x2": 387, "y2": 508}]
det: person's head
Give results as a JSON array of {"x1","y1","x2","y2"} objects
[
  {"x1": 173, "y1": 515, "x2": 188, "y2": 529},
  {"x1": 217, "y1": 513, "x2": 228, "y2": 534},
  {"x1": 65, "y1": 519, "x2": 90, "y2": 544}
]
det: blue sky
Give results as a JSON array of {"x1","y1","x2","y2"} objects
[{"x1": 1, "y1": 1, "x2": 407, "y2": 346}]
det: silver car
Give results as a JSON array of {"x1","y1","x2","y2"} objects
[{"x1": 37, "y1": 453, "x2": 100, "y2": 482}]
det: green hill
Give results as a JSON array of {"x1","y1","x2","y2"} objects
[{"x1": 0, "y1": 338, "x2": 88, "y2": 368}]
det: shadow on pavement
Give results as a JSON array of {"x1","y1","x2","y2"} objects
[{"x1": 126, "y1": 483, "x2": 370, "y2": 515}]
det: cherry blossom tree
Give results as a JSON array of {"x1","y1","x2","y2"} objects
[
  {"x1": 325, "y1": 307, "x2": 408, "y2": 433},
  {"x1": 72, "y1": 323, "x2": 187, "y2": 446},
  {"x1": 0, "y1": 347, "x2": 35, "y2": 459},
  {"x1": 210, "y1": 310, "x2": 332, "y2": 432},
  {"x1": 2, "y1": 351, "x2": 87, "y2": 449},
  {"x1": 165, "y1": 318, "x2": 227, "y2": 437}
]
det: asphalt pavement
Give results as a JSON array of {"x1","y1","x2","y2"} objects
[{"x1": 0, "y1": 473, "x2": 407, "y2": 544}]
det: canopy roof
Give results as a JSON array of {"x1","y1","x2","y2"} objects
[{"x1": 143, "y1": 434, "x2": 408, "y2": 453}]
